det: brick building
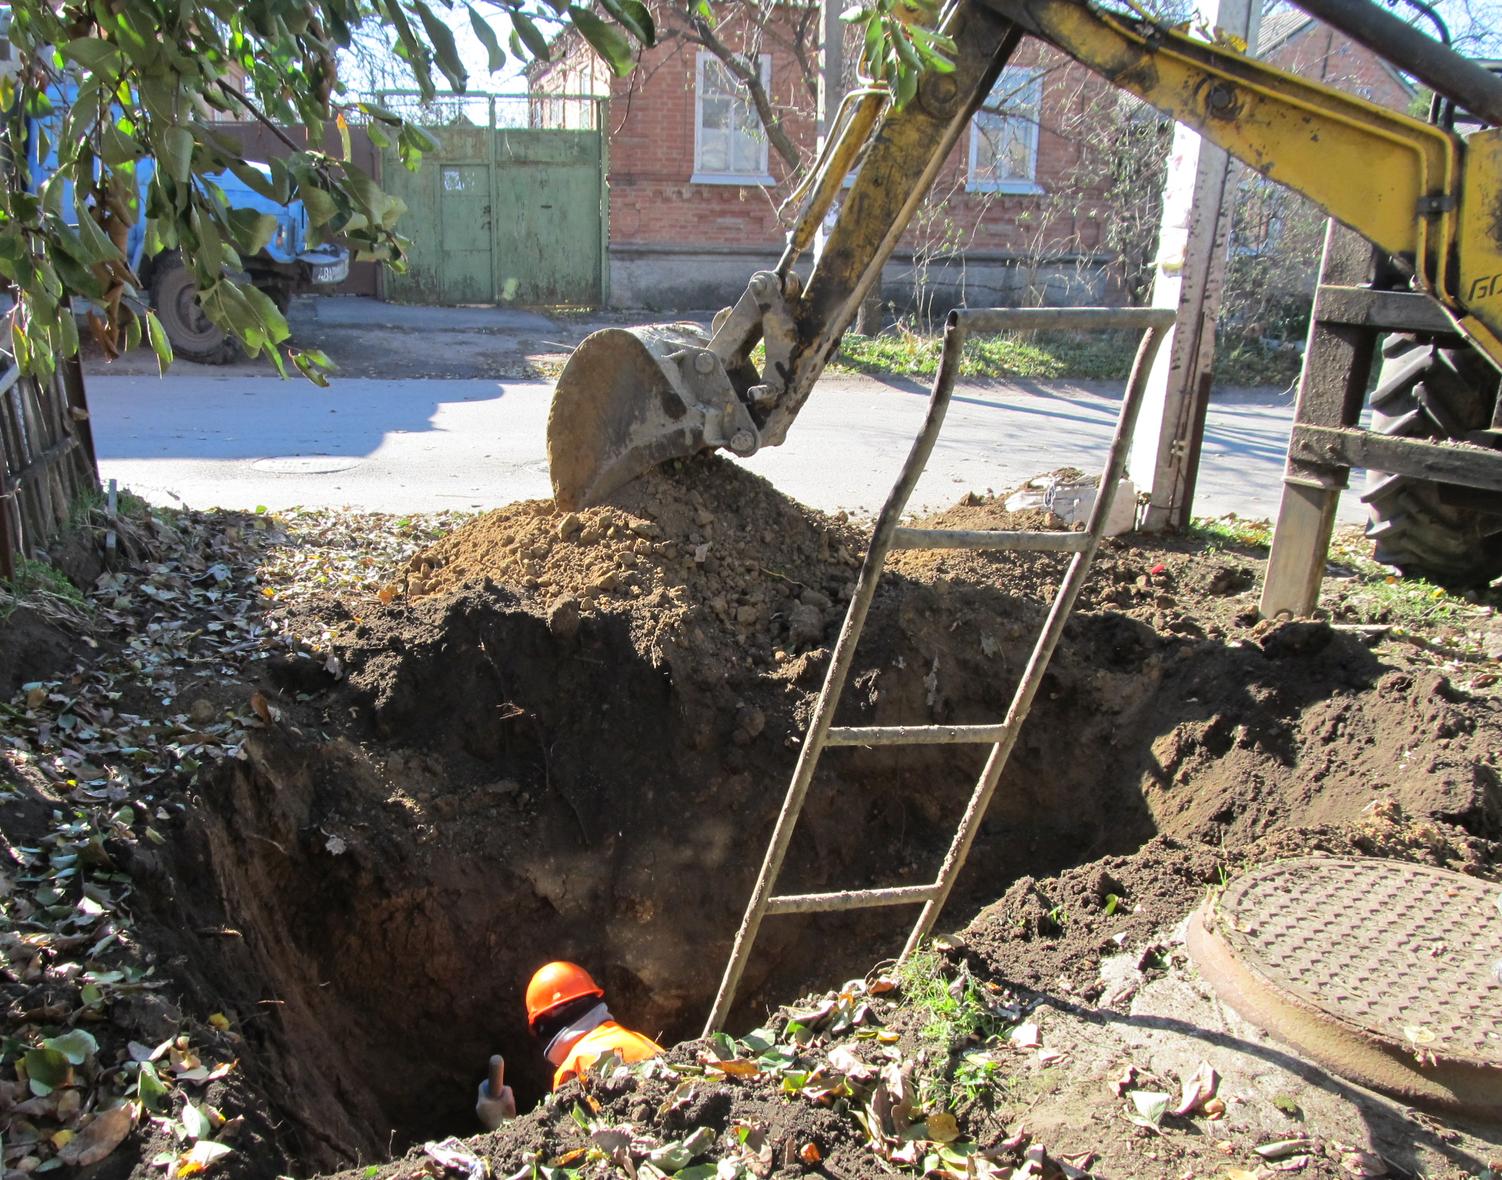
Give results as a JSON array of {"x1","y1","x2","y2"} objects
[
  {"x1": 529, "y1": 2, "x2": 1417, "y2": 313},
  {"x1": 530, "y1": 5, "x2": 1121, "y2": 310}
]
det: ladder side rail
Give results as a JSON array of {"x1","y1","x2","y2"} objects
[
  {"x1": 702, "y1": 312, "x2": 974, "y2": 1036},
  {"x1": 902, "y1": 310, "x2": 1176, "y2": 958}
]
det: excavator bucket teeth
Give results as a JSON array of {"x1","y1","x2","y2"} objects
[{"x1": 547, "y1": 325, "x2": 718, "y2": 510}]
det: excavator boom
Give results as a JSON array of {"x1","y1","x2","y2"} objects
[{"x1": 548, "y1": 0, "x2": 1502, "y2": 511}]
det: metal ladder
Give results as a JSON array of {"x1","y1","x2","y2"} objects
[{"x1": 703, "y1": 305, "x2": 1177, "y2": 1035}]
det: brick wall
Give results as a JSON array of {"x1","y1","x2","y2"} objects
[
  {"x1": 1263, "y1": 22, "x2": 1414, "y2": 111},
  {"x1": 534, "y1": 9, "x2": 1120, "y2": 308}
]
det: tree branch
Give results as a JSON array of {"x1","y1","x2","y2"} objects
[
  {"x1": 217, "y1": 80, "x2": 304, "y2": 153},
  {"x1": 687, "y1": 12, "x2": 802, "y2": 171}
]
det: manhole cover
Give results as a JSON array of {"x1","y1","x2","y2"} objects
[
  {"x1": 1188, "y1": 857, "x2": 1502, "y2": 1119},
  {"x1": 251, "y1": 456, "x2": 362, "y2": 475}
]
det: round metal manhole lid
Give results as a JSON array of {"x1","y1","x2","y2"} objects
[{"x1": 1189, "y1": 857, "x2": 1502, "y2": 1118}]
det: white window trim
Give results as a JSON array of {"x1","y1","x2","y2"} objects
[
  {"x1": 691, "y1": 50, "x2": 777, "y2": 186},
  {"x1": 967, "y1": 68, "x2": 1044, "y2": 194}
]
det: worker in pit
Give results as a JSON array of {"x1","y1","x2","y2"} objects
[{"x1": 476, "y1": 960, "x2": 664, "y2": 1129}]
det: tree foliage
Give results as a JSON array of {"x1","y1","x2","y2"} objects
[{"x1": 0, "y1": 0, "x2": 653, "y2": 378}]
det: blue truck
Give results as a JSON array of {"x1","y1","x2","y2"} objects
[{"x1": 24, "y1": 83, "x2": 350, "y2": 364}]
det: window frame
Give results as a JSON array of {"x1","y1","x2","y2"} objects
[
  {"x1": 967, "y1": 67, "x2": 1045, "y2": 194},
  {"x1": 691, "y1": 50, "x2": 776, "y2": 186}
]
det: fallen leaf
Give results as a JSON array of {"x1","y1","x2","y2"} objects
[
  {"x1": 1171, "y1": 1061, "x2": 1218, "y2": 1116},
  {"x1": 183, "y1": 1102, "x2": 214, "y2": 1142},
  {"x1": 1256, "y1": 1137, "x2": 1315, "y2": 1159},
  {"x1": 1037, "y1": 1047, "x2": 1064, "y2": 1067},
  {"x1": 1338, "y1": 1147, "x2": 1388, "y2": 1177},
  {"x1": 175, "y1": 1139, "x2": 234, "y2": 1176},
  {"x1": 1009, "y1": 1022, "x2": 1041, "y2": 1049},
  {"x1": 925, "y1": 1113, "x2": 959, "y2": 1143},
  {"x1": 798, "y1": 1142, "x2": 821, "y2": 1164},
  {"x1": 249, "y1": 692, "x2": 272, "y2": 723},
  {"x1": 1110, "y1": 1064, "x2": 1137, "y2": 1096},
  {"x1": 1202, "y1": 1097, "x2": 1227, "y2": 1119},
  {"x1": 1126, "y1": 1089, "x2": 1170, "y2": 1129},
  {"x1": 707, "y1": 1059, "x2": 761, "y2": 1079},
  {"x1": 59, "y1": 1104, "x2": 135, "y2": 1167}
]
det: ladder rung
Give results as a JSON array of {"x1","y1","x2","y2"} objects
[
  {"x1": 765, "y1": 883, "x2": 940, "y2": 915},
  {"x1": 826, "y1": 722, "x2": 1011, "y2": 747},
  {"x1": 891, "y1": 527, "x2": 1089, "y2": 553}
]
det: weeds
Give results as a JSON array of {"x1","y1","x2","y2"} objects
[
  {"x1": 896, "y1": 947, "x2": 1016, "y2": 1115},
  {"x1": 3, "y1": 557, "x2": 85, "y2": 606},
  {"x1": 1189, "y1": 516, "x2": 1274, "y2": 552}
]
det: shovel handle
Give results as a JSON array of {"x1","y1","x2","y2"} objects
[{"x1": 487, "y1": 1054, "x2": 505, "y2": 1096}]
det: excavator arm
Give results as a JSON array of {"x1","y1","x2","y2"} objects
[{"x1": 547, "y1": 0, "x2": 1502, "y2": 511}]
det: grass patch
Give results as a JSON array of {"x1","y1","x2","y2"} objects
[
  {"x1": 830, "y1": 327, "x2": 1136, "y2": 381},
  {"x1": 1188, "y1": 515, "x2": 1274, "y2": 552},
  {"x1": 4, "y1": 557, "x2": 85, "y2": 606},
  {"x1": 825, "y1": 322, "x2": 1305, "y2": 388},
  {"x1": 896, "y1": 947, "x2": 1017, "y2": 1115},
  {"x1": 1214, "y1": 338, "x2": 1304, "y2": 388}
]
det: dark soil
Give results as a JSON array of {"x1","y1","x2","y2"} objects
[{"x1": 2, "y1": 456, "x2": 1500, "y2": 1180}]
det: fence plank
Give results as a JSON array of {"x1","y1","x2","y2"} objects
[{"x1": 0, "y1": 357, "x2": 101, "y2": 577}]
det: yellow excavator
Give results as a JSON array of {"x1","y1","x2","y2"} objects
[{"x1": 548, "y1": 0, "x2": 1502, "y2": 585}]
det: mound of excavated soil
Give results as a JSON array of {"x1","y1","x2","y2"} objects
[{"x1": 7, "y1": 462, "x2": 1499, "y2": 1180}]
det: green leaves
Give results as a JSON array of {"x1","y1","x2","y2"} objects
[
  {"x1": 160, "y1": 126, "x2": 194, "y2": 184},
  {"x1": 137, "y1": 1060, "x2": 169, "y2": 1112},
  {"x1": 413, "y1": 1, "x2": 468, "y2": 91},
  {"x1": 468, "y1": 6, "x2": 508, "y2": 73},
  {"x1": 568, "y1": 6, "x2": 636, "y2": 76},
  {"x1": 24, "y1": 1046, "x2": 72, "y2": 1095},
  {"x1": 842, "y1": 0, "x2": 956, "y2": 109},
  {"x1": 510, "y1": 11, "x2": 552, "y2": 60},
  {"x1": 0, "y1": 0, "x2": 655, "y2": 382}
]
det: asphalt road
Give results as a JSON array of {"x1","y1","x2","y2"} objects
[{"x1": 88, "y1": 367, "x2": 1367, "y2": 525}]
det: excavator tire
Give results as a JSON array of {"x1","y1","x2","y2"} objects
[{"x1": 1360, "y1": 333, "x2": 1502, "y2": 588}]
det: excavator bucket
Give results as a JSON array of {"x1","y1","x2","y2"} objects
[{"x1": 547, "y1": 324, "x2": 759, "y2": 510}]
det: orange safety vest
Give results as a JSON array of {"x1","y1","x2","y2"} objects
[{"x1": 552, "y1": 1020, "x2": 663, "y2": 1089}]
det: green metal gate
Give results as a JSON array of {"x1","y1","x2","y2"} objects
[{"x1": 379, "y1": 94, "x2": 607, "y2": 306}]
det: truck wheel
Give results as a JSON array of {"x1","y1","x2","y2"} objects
[
  {"x1": 151, "y1": 256, "x2": 241, "y2": 365},
  {"x1": 1360, "y1": 333, "x2": 1502, "y2": 588}
]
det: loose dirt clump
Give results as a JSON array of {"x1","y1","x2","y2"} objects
[{"x1": 3, "y1": 465, "x2": 1500, "y2": 1180}]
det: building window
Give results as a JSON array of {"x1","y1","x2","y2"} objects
[
  {"x1": 968, "y1": 68, "x2": 1043, "y2": 193},
  {"x1": 693, "y1": 51, "x2": 774, "y2": 185}
]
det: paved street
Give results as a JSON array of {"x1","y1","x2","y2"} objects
[{"x1": 88, "y1": 364, "x2": 1365, "y2": 525}]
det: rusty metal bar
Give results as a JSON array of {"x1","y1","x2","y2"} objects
[
  {"x1": 891, "y1": 528, "x2": 1089, "y2": 552},
  {"x1": 704, "y1": 306, "x2": 1177, "y2": 1036},
  {"x1": 765, "y1": 884, "x2": 939, "y2": 916},
  {"x1": 901, "y1": 308, "x2": 1175, "y2": 958},
  {"x1": 825, "y1": 723, "x2": 1011, "y2": 747}
]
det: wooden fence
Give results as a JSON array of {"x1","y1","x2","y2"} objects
[{"x1": 0, "y1": 355, "x2": 99, "y2": 581}]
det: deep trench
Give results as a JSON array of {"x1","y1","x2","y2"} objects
[{"x1": 161, "y1": 591, "x2": 1171, "y2": 1173}]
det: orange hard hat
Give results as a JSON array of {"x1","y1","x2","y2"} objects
[{"x1": 526, "y1": 961, "x2": 604, "y2": 1030}]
